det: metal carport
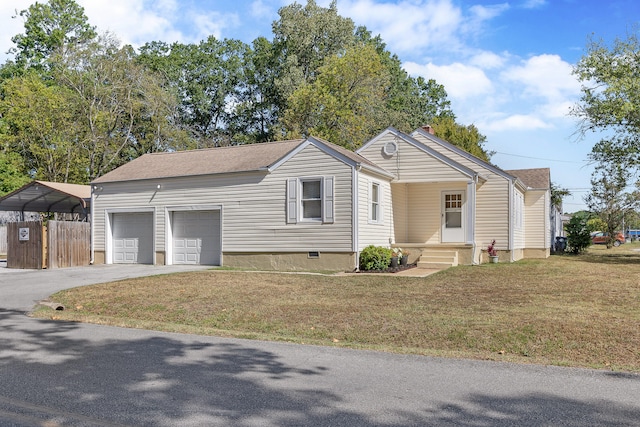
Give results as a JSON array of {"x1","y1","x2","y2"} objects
[{"x1": 0, "y1": 180, "x2": 91, "y2": 218}]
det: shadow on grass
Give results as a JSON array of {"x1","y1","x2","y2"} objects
[{"x1": 1, "y1": 309, "x2": 640, "y2": 426}]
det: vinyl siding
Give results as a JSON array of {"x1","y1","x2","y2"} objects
[
  {"x1": 391, "y1": 183, "x2": 408, "y2": 242},
  {"x1": 358, "y1": 133, "x2": 470, "y2": 182},
  {"x1": 408, "y1": 183, "x2": 468, "y2": 244},
  {"x1": 524, "y1": 189, "x2": 549, "y2": 249},
  {"x1": 93, "y1": 144, "x2": 355, "y2": 256},
  {"x1": 412, "y1": 133, "x2": 511, "y2": 251},
  {"x1": 357, "y1": 171, "x2": 393, "y2": 249}
]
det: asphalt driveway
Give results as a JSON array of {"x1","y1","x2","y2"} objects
[{"x1": 0, "y1": 263, "x2": 211, "y2": 312}]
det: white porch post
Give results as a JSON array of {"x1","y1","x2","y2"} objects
[{"x1": 466, "y1": 179, "x2": 476, "y2": 245}]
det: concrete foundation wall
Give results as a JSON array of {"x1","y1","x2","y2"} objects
[
  {"x1": 523, "y1": 247, "x2": 550, "y2": 259},
  {"x1": 223, "y1": 252, "x2": 356, "y2": 272}
]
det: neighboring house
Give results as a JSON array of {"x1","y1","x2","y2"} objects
[
  {"x1": 91, "y1": 127, "x2": 552, "y2": 270},
  {"x1": 504, "y1": 168, "x2": 552, "y2": 258}
]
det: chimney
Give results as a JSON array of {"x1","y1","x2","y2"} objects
[{"x1": 422, "y1": 125, "x2": 435, "y2": 135}]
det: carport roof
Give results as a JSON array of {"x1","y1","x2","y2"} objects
[{"x1": 0, "y1": 180, "x2": 91, "y2": 214}]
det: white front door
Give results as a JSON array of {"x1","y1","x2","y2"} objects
[{"x1": 442, "y1": 191, "x2": 465, "y2": 243}]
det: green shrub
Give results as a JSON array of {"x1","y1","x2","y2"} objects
[
  {"x1": 566, "y1": 214, "x2": 591, "y2": 254},
  {"x1": 359, "y1": 245, "x2": 393, "y2": 271}
]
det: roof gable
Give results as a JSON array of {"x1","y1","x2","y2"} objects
[
  {"x1": 411, "y1": 127, "x2": 517, "y2": 181},
  {"x1": 358, "y1": 127, "x2": 478, "y2": 180}
]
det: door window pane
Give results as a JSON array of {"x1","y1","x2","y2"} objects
[{"x1": 446, "y1": 211, "x2": 462, "y2": 228}]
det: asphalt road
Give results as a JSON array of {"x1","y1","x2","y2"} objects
[{"x1": 1, "y1": 266, "x2": 639, "y2": 426}]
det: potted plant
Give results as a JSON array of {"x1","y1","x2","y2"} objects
[
  {"x1": 391, "y1": 247, "x2": 401, "y2": 268},
  {"x1": 400, "y1": 249, "x2": 409, "y2": 266},
  {"x1": 487, "y1": 240, "x2": 498, "y2": 263}
]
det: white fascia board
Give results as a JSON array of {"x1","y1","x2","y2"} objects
[
  {"x1": 265, "y1": 139, "x2": 312, "y2": 172},
  {"x1": 412, "y1": 127, "x2": 517, "y2": 182}
]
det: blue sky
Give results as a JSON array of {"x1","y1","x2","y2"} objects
[{"x1": 2, "y1": 0, "x2": 639, "y2": 212}]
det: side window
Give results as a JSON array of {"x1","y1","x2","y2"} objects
[
  {"x1": 286, "y1": 177, "x2": 334, "y2": 224},
  {"x1": 370, "y1": 182, "x2": 382, "y2": 223},
  {"x1": 301, "y1": 179, "x2": 322, "y2": 220}
]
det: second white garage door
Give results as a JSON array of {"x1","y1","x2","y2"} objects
[{"x1": 172, "y1": 210, "x2": 221, "y2": 265}]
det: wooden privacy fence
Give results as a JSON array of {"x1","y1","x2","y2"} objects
[
  {"x1": 7, "y1": 221, "x2": 90, "y2": 269},
  {"x1": 47, "y1": 221, "x2": 90, "y2": 268}
]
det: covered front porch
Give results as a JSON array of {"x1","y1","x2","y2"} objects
[{"x1": 390, "y1": 181, "x2": 480, "y2": 267}]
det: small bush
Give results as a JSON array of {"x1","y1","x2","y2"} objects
[
  {"x1": 566, "y1": 214, "x2": 591, "y2": 254},
  {"x1": 359, "y1": 245, "x2": 393, "y2": 271}
]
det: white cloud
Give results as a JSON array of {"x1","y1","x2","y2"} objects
[
  {"x1": 81, "y1": 0, "x2": 241, "y2": 47},
  {"x1": 501, "y1": 54, "x2": 580, "y2": 102},
  {"x1": 522, "y1": 0, "x2": 547, "y2": 9},
  {"x1": 339, "y1": 0, "x2": 464, "y2": 53},
  {"x1": 481, "y1": 114, "x2": 552, "y2": 132},
  {"x1": 80, "y1": 0, "x2": 181, "y2": 46},
  {"x1": 188, "y1": 10, "x2": 241, "y2": 41},
  {"x1": 404, "y1": 61, "x2": 493, "y2": 99},
  {"x1": 469, "y1": 51, "x2": 506, "y2": 69},
  {"x1": 469, "y1": 3, "x2": 509, "y2": 22}
]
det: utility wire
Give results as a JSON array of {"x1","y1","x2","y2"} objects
[{"x1": 494, "y1": 151, "x2": 585, "y2": 164}]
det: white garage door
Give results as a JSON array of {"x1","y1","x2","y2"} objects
[
  {"x1": 172, "y1": 210, "x2": 221, "y2": 265},
  {"x1": 112, "y1": 212, "x2": 153, "y2": 264}
]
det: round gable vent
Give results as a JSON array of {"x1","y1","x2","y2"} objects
[{"x1": 383, "y1": 140, "x2": 398, "y2": 156}]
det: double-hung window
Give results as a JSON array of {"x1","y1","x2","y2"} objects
[
  {"x1": 301, "y1": 179, "x2": 322, "y2": 220},
  {"x1": 370, "y1": 182, "x2": 382, "y2": 223},
  {"x1": 287, "y1": 176, "x2": 334, "y2": 224}
]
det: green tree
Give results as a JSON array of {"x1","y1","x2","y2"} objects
[
  {"x1": 572, "y1": 31, "x2": 640, "y2": 169},
  {"x1": 584, "y1": 161, "x2": 638, "y2": 248},
  {"x1": 10, "y1": 0, "x2": 96, "y2": 71},
  {"x1": 551, "y1": 182, "x2": 571, "y2": 211},
  {"x1": 282, "y1": 44, "x2": 390, "y2": 149},
  {"x1": 0, "y1": 152, "x2": 30, "y2": 195},
  {"x1": 355, "y1": 28, "x2": 455, "y2": 131},
  {"x1": 54, "y1": 34, "x2": 188, "y2": 179},
  {"x1": 429, "y1": 116, "x2": 491, "y2": 161},
  {"x1": 272, "y1": 0, "x2": 355, "y2": 85},
  {"x1": 0, "y1": 72, "x2": 83, "y2": 182},
  {"x1": 586, "y1": 216, "x2": 607, "y2": 233},
  {"x1": 230, "y1": 37, "x2": 282, "y2": 143},
  {"x1": 138, "y1": 37, "x2": 249, "y2": 147}
]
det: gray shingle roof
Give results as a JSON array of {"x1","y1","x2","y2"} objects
[
  {"x1": 93, "y1": 140, "x2": 306, "y2": 183},
  {"x1": 506, "y1": 168, "x2": 550, "y2": 190}
]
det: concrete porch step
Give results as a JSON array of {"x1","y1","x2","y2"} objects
[{"x1": 417, "y1": 250, "x2": 458, "y2": 269}]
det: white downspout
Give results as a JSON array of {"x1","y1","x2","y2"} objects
[
  {"x1": 90, "y1": 186, "x2": 95, "y2": 264},
  {"x1": 469, "y1": 176, "x2": 479, "y2": 265},
  {"x1": 353, "y1": 165, "x2": 360, "y2": 271},
  {"x1": 509, "y1": 179, "x2": 515, "y2": 262}
]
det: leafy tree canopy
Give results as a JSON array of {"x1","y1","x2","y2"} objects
[
  {"x1": 573, "y1": 30, "x2": 640, "y2": 169},
  {"x1": 10, "y1": 0, "x2": 96, "y2": 72}
]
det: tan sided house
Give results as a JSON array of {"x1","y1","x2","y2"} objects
[{"x1": 91, "y1": 127, "x2": 551, "y2": 270}]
